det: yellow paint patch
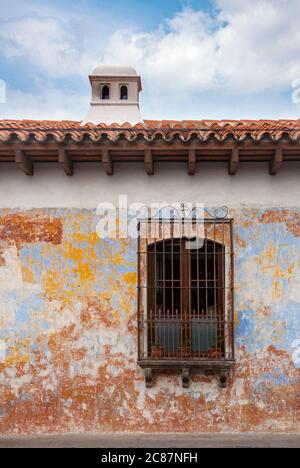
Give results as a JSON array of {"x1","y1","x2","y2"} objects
[
  {"x1": 21, "y1": 265, "x2": 35, "y2": 284},
  {"x1": 75, "y1": 262, "x2": 95, "y2": 283},
  {"x1": 114, "y1": 253, "x2": 126, "y2": 265},
  {"x1": 5, "y1": 338, "x2": 30, "y2": 366},
  {"x1": 42, "y1": 270, "x2": 62, "y2": 297},
  {"x1": 256, "y1": 242, "x2": 295, "y2": 301},
  {"x1": 123, "y1": 272, "x2": 137, "y2": 285}
]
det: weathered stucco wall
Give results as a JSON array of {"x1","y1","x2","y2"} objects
[
  {"x1": 0, "y1": 206, "x2": 299, "y2": 435},
  {"x1": 1, "y1": 162, "x2": 300, "y2": 208}
]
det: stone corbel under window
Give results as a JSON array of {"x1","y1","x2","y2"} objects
[{"x1": 141, "y1": 362, "x2": 235, "y2": 389}]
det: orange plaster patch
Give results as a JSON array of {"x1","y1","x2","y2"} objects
[
  {"x1": 235, "y1": 233, "x2": 247, "y2": 248},
  {"x1": 81, "y1": 297, "x2": 120, "y2": 328},
  {"x1": 0, "y1": 249, "x2": 5, "y2": 266},
  {"x1": 259, "y1": 210, "x2": 300, "y2": 237},
  {"x1": 0, "y1": 214, "x2": 62, "y2": 248},
  {"x1": 71, "y1": 348, "x2": 87, "y2": 361},
  {"x1": 257, "y1": 306, "x2": 272, "y2": 317}
]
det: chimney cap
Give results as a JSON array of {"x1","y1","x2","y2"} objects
[
  {"x1": 89, "y1": 65, "x2": 142, "y2": 91},
  {"x1": 90, "y1": 65, "x2": 138, "y2": 77}
]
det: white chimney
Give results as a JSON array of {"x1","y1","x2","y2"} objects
[{"x1": 82, "y1": 65, "x2": 143, "y2": 126}]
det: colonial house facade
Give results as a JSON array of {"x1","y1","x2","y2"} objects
[{"x1": 0, "y1": 66, "x2": 299, "y2": 435}]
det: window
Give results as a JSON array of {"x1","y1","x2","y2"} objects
[
  {"x1": 137, "y1": 215, "x2": 235, "y2": 387},
  {"x1": 120, "y1": 85, "x2": 128, "y2": 100},
  {"x1": 101, "y1": 85, "x2": 110, "y2": 100}
]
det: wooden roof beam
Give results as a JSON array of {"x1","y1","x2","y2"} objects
[
  {"x1": 144, "y1": 149, "x2": 154, "y2": 175},
  {"x1": 15, "y1": 149, "x2": 33, "y2": 176},
  {"x1": 188, "y1": 149, "x2": 197, "y2": 176},
  {"x1": 58, "y1": 149, "x2": 73, "y2": 176},
  {"x1": 102, "y1": 149, "x2": 113, "y2": 175},
  {"x1": 228, "y1": 147, "x2": 239, "y2": 175},
  {"x1": 8, "y1": 140, "x2": 299, "y2": 152},
  {"x1": 270, "y1": 147, "x2": 283, "y2": 176}
]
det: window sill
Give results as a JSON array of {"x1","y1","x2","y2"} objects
[{"x1": 138, "y1": 359, "x2": 235, "y2": 388}]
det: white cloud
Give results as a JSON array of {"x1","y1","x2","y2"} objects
[
  {"x1": 0, "y1": 16, "x2": 100, "y2": 77},
  {"x1": 0, "y1": 85, "x2": 87, "y2": 121},
  {"x1": 292, "y1": 79, "x2": 300, "y2": 105},
  {"x1": 0, "y1": 0, "x2": 55, "y2": 18},
  {"x1": 2, "y1": 1, "x2": 300, "y2": 90},
  {"x1": 1, "y1": 0, "x2": 300, "y2": 119},
  {"x1": 0, "y1": 80, "x2": 6, "y2": 104},
  {"x1": 104, "y1": 1, "x2": 300, "y2": 96},
  {"x1": 214, "y1": 0, "x2": 300, "y2": 93},
  {"x1": 106, "y1": 9, "x2": 219, "y2": 95}
]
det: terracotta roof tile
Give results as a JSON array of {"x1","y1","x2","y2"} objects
[{"x1": 1, "y1": 119, "x2": 300, "y2": 143}]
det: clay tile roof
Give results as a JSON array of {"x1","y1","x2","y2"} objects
[{"x1": 1, "y1": 119, "x2": 300, "y2": 144}]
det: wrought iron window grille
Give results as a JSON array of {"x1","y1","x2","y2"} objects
[{"x1": 137, "y1": 207, "x2": 235, "y2": 388}]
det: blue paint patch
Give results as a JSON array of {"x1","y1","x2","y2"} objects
[
  {"x1": 275, "y1": 301, "x2": 300, "y2": 364},
  {"x1": 260, "y1": 371, "x2": 292, "y2": 386},
  {"x1": 116, "y1": 264, "x2": 135, "y2": 273},
  {"x1": 16, "y1": 304, "x2": 30, "y2": 324},
  {"x1": 236, "y1": 310, "x2": 255, "y2": 349},
  {"x1": 20, "y1": 245, "x2": 53, "y2": 279},
  {"x1": 234, "y1": 211, "x2": 300, "y2": 360}
]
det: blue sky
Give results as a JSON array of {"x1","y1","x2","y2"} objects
[{"x1": 0, "y1": 0, "x2": 300, "y2": 121}]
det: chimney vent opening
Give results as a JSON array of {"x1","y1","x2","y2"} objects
[
  {"x1": 120, "y1": 85, "x2": 128, "y2": 100},
  {"x1": 101, "y1": 85, "x2": 110, "y2": 100}
]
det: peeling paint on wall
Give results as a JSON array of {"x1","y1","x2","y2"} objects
[{"x1": 0, "y1": 208, "x2": 299, "y2": 435}]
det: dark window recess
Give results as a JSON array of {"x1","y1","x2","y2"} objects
[
  {"x1": 101, "y1": 85, "x2": 110, "y2": 100},
  {"x1": 137, "y1": 218, "x2": 235, "y2": 387},
  {"x1": 120, "y1": 85, "x2": 128, "y2": 100}
]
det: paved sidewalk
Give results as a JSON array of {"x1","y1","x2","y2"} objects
[{"x1": 0, "y1": 433, "x2": 299, "y2": 448}]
